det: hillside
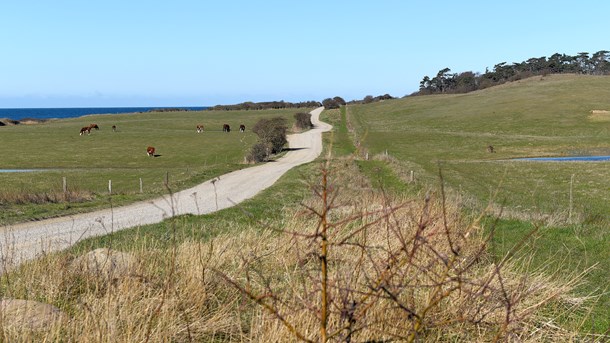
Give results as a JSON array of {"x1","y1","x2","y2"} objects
[
  {"x1": 349, "y1": 74, "x2": 610, "y2": 219},
  {"x1": 345, "y1": 74, "x2": 610, "y2": 334}
]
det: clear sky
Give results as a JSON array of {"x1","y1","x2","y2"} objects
[{"x1": 1, "y1": 0, "x2": 609, "y2": 108}]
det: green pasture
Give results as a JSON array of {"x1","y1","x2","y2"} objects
[
  {"x1": 347, "y1": 74, "x2": 610, "y2": 332},
  {"x1": 349, "y1": 74, "x2": 610, "y2": 221},
  {"x1": 0, "y1": 108, "x2": 310, "y2": 224}
]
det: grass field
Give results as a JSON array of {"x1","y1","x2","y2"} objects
[
  {"x1": 346, "y1": 74, "x2": 610, "y2": 333},
  {"x1": 0, "y1": 108, "x2": 311, "y2": 224},
  {"x1": 348, "y1": 74, "x2": 609, "y2": 221},
  {"x1": 0, "y1": 98, "x2": 606, "y2": 340}
]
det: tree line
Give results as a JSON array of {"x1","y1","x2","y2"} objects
[
  {"x1": 208, "y1": 100, "x2": 321, "y2": 111},
  {"x1": 416, "y1": 50, "x2": 610, "y2": 95},
  {"x1": 322, "y1": 94, "x2": 395, "y2": 109}
]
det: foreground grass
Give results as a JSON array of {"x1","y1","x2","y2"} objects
[
  {"x1": 0, "y1": 108, "x2": 313, "y2": 224},
  {"x1": 0, "y1": 158, "x2": 594, "y2": 341}
]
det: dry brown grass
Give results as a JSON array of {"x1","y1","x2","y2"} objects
[
  {"x1": 0, "y1": 190, "x2": 94, "y2": 205},
  {"x1": 588, "y1": 110, "x2": 610, "y2": 122},
  {"x1": 0, "y1": 161, "x2": 593, "y2": 342}
]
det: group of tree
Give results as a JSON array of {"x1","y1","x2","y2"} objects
[
  {"x1": 322, "y1": 94, "x2": 395, "y2": 109},
  {"x1": 247, "y1": 117, "x2": 289, "y2": 163},
  {"x1": 209, "y1": 100, "x2": 321, "y2": 111},
  {"x1": 416, "y1": 50, "x2": 610, "y2": 95}
]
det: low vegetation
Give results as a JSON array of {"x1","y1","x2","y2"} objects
[
  {"x1": 293, "y1": 112, "x2": 313, "y2": 130},
  {"x1": 247, "y1": 117, "x2": 289, "y2": 163},
  {"x1": 0, "y1": 158, "x2": 592, "y2": 341},
  {"x1": 208, "y1": 100, "x2": 321, "y2": 111}
]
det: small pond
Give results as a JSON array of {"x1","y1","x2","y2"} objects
[{"x1": 515, "y1": 155, "x2": 610, "y2": 162}]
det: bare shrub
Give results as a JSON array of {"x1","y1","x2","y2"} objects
[
  {"x1": 294, "y1": 112, "x2": 313, "y2": 130},
  {"x1": 212, "y1": 161, "x2": 588, "y2": 342},
  {"x1": 251, "y1": 117, "x2": 288, "y2": 154},
  {"x1": 246, "y1": 141, "x2": 271, "y2": 163}
]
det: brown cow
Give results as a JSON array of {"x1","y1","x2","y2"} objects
[
  {"x1": 239, "y1": 124, "x2": 245, "y2": 132},
  {"x1": 79, "y1": 126, "x2": 91, "y2": 135},
  {"x1": 112, "y1": 125, "x2": 117, "y2": 132},
  {"x1": 89, "y1": 124, "x2": 99, "y2": 130},
  {"x1": 223, "y1": 124, "x2": 231, "y2": 132},
  {"x1": 147, "y1": 146, "x2": 156, "y2": 157},
  {"x1": 196, "y1": 124, "x2": 204, "y2": 133}
]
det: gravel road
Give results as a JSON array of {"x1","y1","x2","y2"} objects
[{"x1": 1, "y1": 107, "x2": 330, "y2": 271}]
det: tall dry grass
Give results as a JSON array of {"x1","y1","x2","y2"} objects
[
  {"x1": 0, "y1": 159, "x2": 594, "y2": 342},
  {"x1": 0, "y1": 189, "x2": 94, "y2": 205}
]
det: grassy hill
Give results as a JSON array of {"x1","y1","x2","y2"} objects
[
  {"x1": 349, "y1": 74, "x2": 609, "y2": 220},
  {"x1": 346, "y1": 74, "x2": 610, "y2": 334}
]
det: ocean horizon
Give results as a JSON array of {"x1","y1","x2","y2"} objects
[{"x1": 0, "y1": 106, "x2": 209, "y2": 121}]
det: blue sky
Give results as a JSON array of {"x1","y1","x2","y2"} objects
[{"x1": 1, "y1": 1, "x2": 609, "y2": 107}]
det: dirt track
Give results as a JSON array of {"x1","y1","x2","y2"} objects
[{"x1": 1, "y1": 107, "x2": 330, "y2": 270}]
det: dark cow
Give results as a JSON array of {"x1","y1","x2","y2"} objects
[
  {"x1": 89, "y1": 124, "x2": 99, "y2": 130},
  {"x1": 239, "y1": 124, "x2": 245, "y2": 132},
  {"x1": 196, "y1": 124, "x2": 204, "y2": 133},
  {"x1": 147, "y1": 146, "x2": 156, "y2": 157},
  {"x1": 112, "y1": 125, "x2": 117, "y2": 132},
  {"x1": 79, "y1": 126, "x2": 91, "y2": 135},
  {"x1": 487, "y1": 145, "x2": 495, "y2": 153},
  {"x1": 223, "y1": 124, "x2": 231, "y2": 132}
]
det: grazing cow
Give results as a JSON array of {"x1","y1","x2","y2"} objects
[
  {"x1": 89, "y1": 124, "x2": 99, "y2": 130},
  {"x1": 223, "y1": 124, "x2": 231, "y2": 132},
  {"x1": 196, "y1": 124, "x2": 204, "y2": 133},
  {"x1": 79, "y1": 126, "x2": 91, "y2": 135},
  {"x1": 147, "y1": 146, "x2": 156, "y2": 157},
  {"x1": 487, "y1": 145, "x2": 495, "y2": 153},
  {"x1": 239, "y1": 124, "x2": 245, "y2": 132},
  {"x1": 112, "y1": 125, "x2": 117, "y2": 132}
]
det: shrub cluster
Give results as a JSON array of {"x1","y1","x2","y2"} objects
[
  {"x1": 247, "y1": 117, "x2": 288, "y2": 163},
  {"x1": 209, "y1": 100, "x2": 321, "y2": 111},
  {"x1": 293, "y1": 112, "x2": 313, "y2": 130}
]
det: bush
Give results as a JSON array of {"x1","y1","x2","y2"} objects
[
  {"x1": 252, "y1": 117, "x2": 288, "y2": 154},
  {"x1": 322, "y1": 98, "x2": 340, "y2": 109},
  {"x1": 294, "y1": 112, "x2": 313, "y2": 130},
  {"x1": 246, "y1": 141, "x2": 271, "y2": 163}
]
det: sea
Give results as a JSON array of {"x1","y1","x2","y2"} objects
[{"x1": 0, "y1": 107, "x2": 208, "y2": 121}]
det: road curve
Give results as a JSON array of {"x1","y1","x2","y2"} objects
[{"x1": 1, "y1": 107, "x2": 330, "y2": 270}]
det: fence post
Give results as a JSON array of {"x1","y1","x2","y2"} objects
[
  {"x1": 62, "y1": 177, "x2": 67, "y2": 194},
  {"x1": 108, "y1": 180, "x2": 112, "y2": 194},
  {"x1": 164, "y1": 172, "x2": 169, "y2": 187},
  {"x1": 139, "y1": 178, "x2": 143, "y2": 193},
  {"x1": 410, "y1": 170, "x2": 414, "y2": 183}
]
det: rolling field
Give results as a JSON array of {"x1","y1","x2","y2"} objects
[
  {"x1": 346, "y1": 74, "x2": 610, "y2": 332},
  {"x1": 349, "y1": 74, "x2": 609, "y2": 221},
  {"x1": 0, "y1": 108, "x2": 310, "y2": 224}
]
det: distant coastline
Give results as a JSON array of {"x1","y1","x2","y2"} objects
[{"x1": 0, "y1": 106, "x2": 208, "y2": 121}]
